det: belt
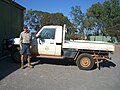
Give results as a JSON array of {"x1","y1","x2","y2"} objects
[{"x1": 22, "y1": 43, "x2": 30, "y2": 45}]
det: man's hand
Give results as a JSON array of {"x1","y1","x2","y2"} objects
[
  {"x1": 30, "y1": 45, "x2": 32, "y2": 49},
  {"x1": 20, "y1": 45, "x2": 22, "y2": 50}
]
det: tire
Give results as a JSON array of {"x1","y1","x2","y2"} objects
[
  {"x1": 76, "y1": 53, "x2": 94, "y2": 70},
  {"x1": 11, "y1": 49, "x2": 28, "y2": 63},
  {"x1": 11, "y1": 49, "x2": 21, "y2": 63}
]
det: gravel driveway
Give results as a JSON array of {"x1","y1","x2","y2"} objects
[{"x1": 0, "y1": 45, "x2": 120, "y2": 90}]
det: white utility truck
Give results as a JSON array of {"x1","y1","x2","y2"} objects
[{"x1": 10, "y1": 25, "x2": 114, "y2": 70}]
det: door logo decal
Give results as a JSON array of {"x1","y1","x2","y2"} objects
[{"x1": 45, "y1": 46, "x2": 49, "y2": 50}]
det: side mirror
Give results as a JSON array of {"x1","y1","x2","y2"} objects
[
  {"x1": 36, "y1": 35, "x2": 42, "y2": 39},
  {"x1": 36, "y1": 36, "x2": 39, "y2": 39},
  {"x1": 36, "y1": 36, "x2": 43, "y2": 42}
]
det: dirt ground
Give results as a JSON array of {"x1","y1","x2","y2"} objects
[
  {"x1": 0, "y1": 44, "x2": 120, "y2": 90},
  {"x1": 114, "y1": 44, "x2": 120, "y2": 55}
]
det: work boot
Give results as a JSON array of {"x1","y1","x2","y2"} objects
[
  {"x1": 27, "y1": 62, "x2": 33, "y2": 68},
  {"x1": 21, "y1": 61, "x2": 24, "y2": 69}
]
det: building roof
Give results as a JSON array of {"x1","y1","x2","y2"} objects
[{"x1": 2, "y1": 0, "x2": 26, "y2": 10}]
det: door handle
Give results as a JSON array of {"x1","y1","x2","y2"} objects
[
  {"x1": 50, "y1": 42, "x2": 54, "y2": 44},
  {"x1": 39, "y1": 40, "x2": 41, "y2": 44}
]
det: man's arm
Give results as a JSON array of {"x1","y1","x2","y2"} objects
[
  {"x1": 19, "y1": 33, "x2": 23, "y2": 49},
  {"x1": 29, "y1": 33, "x2": 32, "y2": 49}
]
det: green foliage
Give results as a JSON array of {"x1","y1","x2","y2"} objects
[
  {"x1": 87, "y1": 0, "x2": 120, "y2": 39},
  {"x1": 24, "y1": 10, "x2": 75, "y2": 39},
  {"x1": 70, "y1": 6, "x2": 83, "y2": 26},
  {"x1": 70, "y1": 0, "x2": 120, "y2": 41},
  {"x1": 40, "y1": 12, "x2": 71, "y2": 26},
  {"x1": 70, "y1": 6, "x2": 84, "y2": 34}
]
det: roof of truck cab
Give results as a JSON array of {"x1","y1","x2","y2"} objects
[{"x1": 42, "y1": 25, "x2": 62, "y2": 27}]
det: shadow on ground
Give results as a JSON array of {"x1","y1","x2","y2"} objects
[
  {"x1": 92, "y1": 60, "x2": 116, "y2": 70},
  {"x1": 0, "y1": 57, "x2": 76, "y2": 81},
  {"x1": 100, "y1": 61, "x2": 116, "y2": 68},
  {"x1": 31, "y1": 57, "x2": 116, "y2": 70},
  {"x1": 31, "y1": 57, "x2": 76, "y2": 67},
  {"x1": 0, "y1": 57, "x2": 20, "y2": 80}
]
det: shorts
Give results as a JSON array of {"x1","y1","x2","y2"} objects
[{"x1": 19, "y1": 44, "x2": 31, "y2": 55}]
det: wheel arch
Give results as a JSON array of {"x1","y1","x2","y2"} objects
[
  {"x1": 10, "y1": 44, "x2": 21, "y2": 63},
  {"x1": 73, "y1": 49, "x2": 92, "y2": 61},
  {"x1": 11, "y1": 44, "x2": 20, "y2": 51},
  {"x1": 73, "y1": 49, "x2": 110, "y2": 61}
]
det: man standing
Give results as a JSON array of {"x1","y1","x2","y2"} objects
[{"x1": 19, "y1": 26, "x2": 33, "y2": 69}]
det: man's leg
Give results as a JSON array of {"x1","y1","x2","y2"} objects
[
  {"x1": 26, "y1": 44, "x2": 33, "y2": 68},
  {"x1": 27, "y1": 55, "x2": 33, "y2": 68},
  {"x1": 21, "y1": 55, "x2": 24, "y2": 69},
  {"x1": 19, "y1": 44, "x2": 25, "y2": 69}
]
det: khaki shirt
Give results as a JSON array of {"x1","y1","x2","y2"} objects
[{"x1": 19, "y1": 31, "x2": 32, "y2": 46}]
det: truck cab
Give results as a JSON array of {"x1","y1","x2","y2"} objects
[{"x1": 32, "y1": 25, "x2": 63, "y2": 56}]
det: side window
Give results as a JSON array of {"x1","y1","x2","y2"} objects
[{"x1": 40, "y1": 28, "x2": 56, "y2": 39}]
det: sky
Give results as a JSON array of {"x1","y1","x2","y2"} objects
[{"x1": 16, "y1": 0, "x2": 106, "y2": 19}]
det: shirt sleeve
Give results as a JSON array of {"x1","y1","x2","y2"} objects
[{"x1": 19, "y1": 33, "x2": 23, "y2": 46}]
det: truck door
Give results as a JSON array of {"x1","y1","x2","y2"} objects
[{"x1": 37, "y1": 28, "x2": 56, "y2": 55}]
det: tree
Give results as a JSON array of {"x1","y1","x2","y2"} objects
[
  {"x1": 70, "y1": 6, "x2": 96, "y2": 36},
  {"x1": 70, "y1": 0, "x2": 120, "y2": 41},
  {"x1": 87, "y1": 0, "x2": 120, "y2": 35},
  {"x1": 24, "y1": 9, "x2": 41, "y2": 32},
  {"x1": 107, "y1": 0, "x2": 120, "y2": 41},
  {"x1": 86, "y1": 0, "x2": 120, "y2": 41},
  {"x1": 86, "y1": 2, "x2": 104, "y2": 35},
  {"x1": 24, "y1": 9, "x2": 75, "y2": 39},
  {"x1": 70, "y1": 6, "x2": 84, "y2": 34}
]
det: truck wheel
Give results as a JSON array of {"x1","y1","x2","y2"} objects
[
  {"x1": 76, "y1": 53, "x2": 94, "y2": 70},
  {"x1": 11, "y1": 48, "x2": 28, "y2": 63},
  {"x1": 11, "y1": 49, "x2": 21, "y2": 63}
]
